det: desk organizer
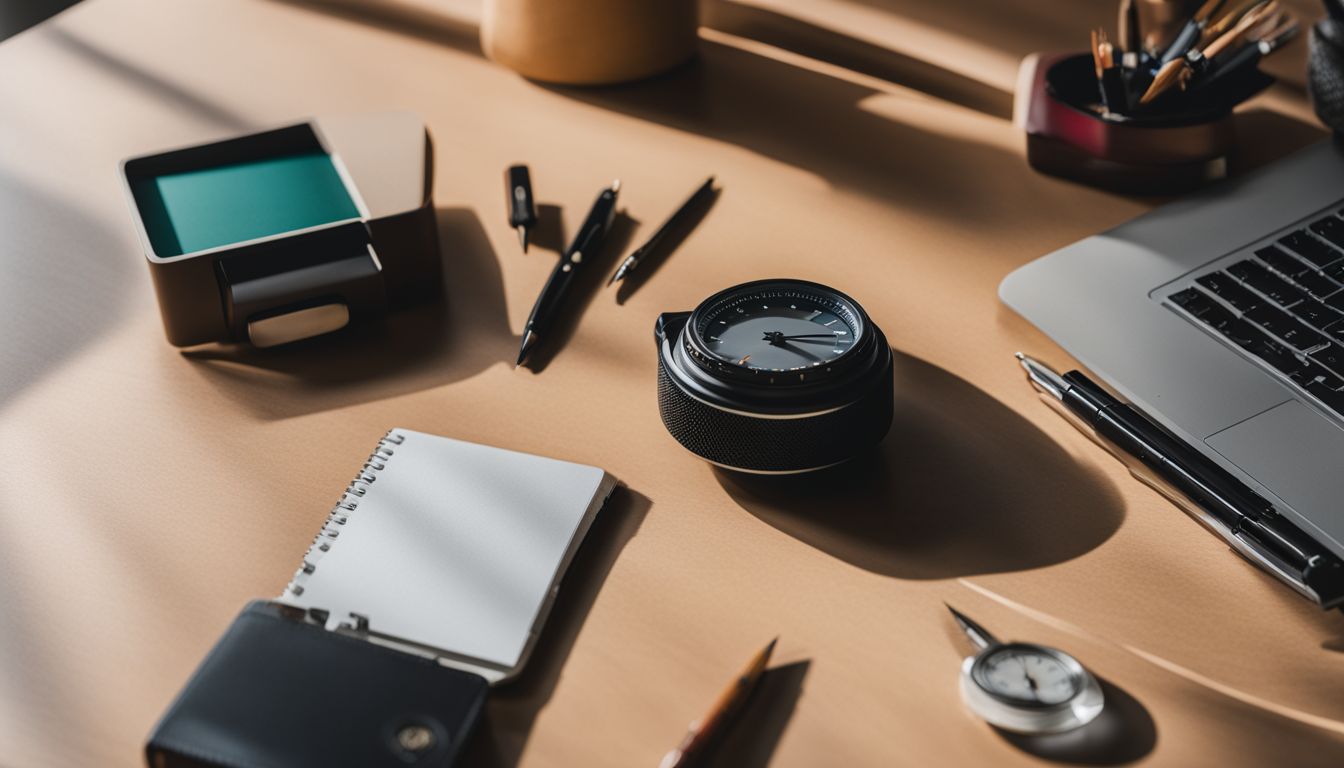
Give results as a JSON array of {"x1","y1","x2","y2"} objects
[
  {"x1": 1015, "y1": 52, "x2": 1272, "y2": 194},
  {"x1": 121, "y1": 112, "x2": 440, "y2": 347}
]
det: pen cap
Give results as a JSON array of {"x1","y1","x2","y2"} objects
[{"x1": 505, "y1": 165, "x2": 537, "y2": 227}]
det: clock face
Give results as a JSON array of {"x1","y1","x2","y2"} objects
[
  {"x1": 690, "y1": 284, "x2": 865, "y2": 378},
  {"x1": 973, "y1": 645, "x2": 1082, "y2": 707}
]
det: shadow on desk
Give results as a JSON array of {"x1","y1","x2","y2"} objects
[
  {"x1": 460, "y1": 486, "x2": 651, "y2": 768},
  {"x1": 540, "y1": 33, "x2": 1128, "y2": 238},
  {"x1": 701, "y1": 0, "x2": 1012, "y2": 118},
  {"x1": 182, "y1": 207, "x2": 514, "y2": 419},
  {"x1": 0, "y1": 171, "x2": 136, "y2": 409},
  {"x1": 268, "y1": 0, "x2": 481, "y2": 55},
  {"x1": 716, "y1": 351, "x2": 1124, "y2": 579},
  {"x1": 996, "y1": 676, "x2": 1158, "y2": 766}
]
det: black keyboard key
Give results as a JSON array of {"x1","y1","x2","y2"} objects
[
  {"x1": 1244, "y1": 334, "x2": 1303, "y2": 375},
  {"x1": 1294, "y1": 270, "x2": 1341, "y2": 299},
  {"x1": 1196, "y1": 270, "x2": 1235, "y2": 295},
  {"x1": 1301, "y1": 363, "x2": 1344, "y2": 390},
  {"x1": 1245, "y1": 305, "x2": 1323, "y2": 350},
  {"x1": 1228, "y1": 259, "x2": 1270, "y2": 282},
  {"x1": 1291, "y1": 299, "x2": 1344, "y2": 329},
  {"x1": 1306, "y1": 379, "x2": 1344, "y2": 413},
  {"x1": 1195, "y1": 300, "x2": 1236, "y2": 331},
  {"x1": 1309, "y1": 343, "x2": 1344, "y2": 375},
  {"x1": 1168, "y1": 287, "x2": 1217, "y2": 318},
  {"x1": 1326, "y1": 323, "x2": 1344, "y2": 344},
  {"x1": 1311, "y1": 215, "x2": 1344, "y2": 249},
  {"x1": 1290, "y1": 360, "x2": 1337, "y2": 387},
  {"x1": 1243, "y1": 267, "x2": 1306, "y2": 307},
  {"x1": 1279, "y1": 230, "x2": 1341, "y2": 268},
  {"x1": 1221, "y1": 318, "x2": 1264, "y2": 349},
  {"x1": 1244, "y1": 304, "x2": 1287, "y2": 332},
  {"x1": 1197, "y1": 272, "x2": 1260, "y2": 312},
  {"x1": 1256, "y1": 245, "x2": 1311, "y2": 278},
  {"x1": 1281, "y1": 324, "x2": 1325, "y2": 351}
]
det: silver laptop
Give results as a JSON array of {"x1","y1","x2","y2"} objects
[{"x1": 1001, "y1": 140, "x2": 1344, "y2": 561}]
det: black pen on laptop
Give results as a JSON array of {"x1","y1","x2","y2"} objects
[
  {"x1": 516, "y1": 179, "x2": 620, "y2": 367},
  {"x1": 1015, "y1": 353, "x2": 1344, "y2": 609},
  {"x1": 608, "y1": 176, "x2": 714, "y2": 288}
]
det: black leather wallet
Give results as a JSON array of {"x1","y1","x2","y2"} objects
[{"x1": 146, "y1": 601, "x2": 488, "y2": 768}]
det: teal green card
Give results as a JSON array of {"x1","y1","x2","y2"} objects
[{"x1": 133, "y1": 152, "x2": 361, "y2": 257}]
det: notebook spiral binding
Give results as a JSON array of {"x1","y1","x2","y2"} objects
[{"x1": 281, "y1": 430, "x2": 406, "y2": 599}]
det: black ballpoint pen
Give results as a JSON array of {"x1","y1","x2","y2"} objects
[
  {"x1": 516, "y1": 180, "x2": 620, "y2": 367},
  {"x1": 608, "y1": 176, "x2": 714, "y2": 287},
  {"x1": 1016, "y1": 353, "x2": 1344, "y2": 609}
]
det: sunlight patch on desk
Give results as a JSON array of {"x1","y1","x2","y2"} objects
[
  {"x1": 728, "y1": 0, "x2": 1018, "y2": 92},
  {"x1": 856, "y1": 93, "x2": 1019, "y2": 154}
]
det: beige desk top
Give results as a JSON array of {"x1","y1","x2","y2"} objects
[{"x1": 2, "y1": 0, "x2": 1343, "y2": 765}]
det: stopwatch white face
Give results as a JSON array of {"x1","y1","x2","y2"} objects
[
  {"x1": 948, "y1": 607, "x2": 1104, "y2": 734},
  {"x1": 958, "y1": 642, "x2": 1105, "y2": 734},
  {"x1": 973, "y1": 644, "x2": 1082, "y2": 707}
]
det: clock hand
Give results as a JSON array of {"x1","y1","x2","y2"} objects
[
  {"x1": 765, "y1": 338, "x2": 824, "y2": 362},
  {"x1": 762, "y1": 332, "x2": 839, "y2": 342},
  {"x1": 1018, "y1": 658, "x2": 1040, "y2": 697}
]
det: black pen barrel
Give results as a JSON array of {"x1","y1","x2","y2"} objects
[
  {"x1": 525, "y1": 184, "x2": 618, "y2": 335},
  {"x1": 1026, "y1": 357, "x2": 1344, "y2": 608},
  {"x1": 1091, "y1": 405, "x2": 1277, "y2": 530},
  {"x1": 525, "y1": 256, "x2": 578, "y2": 332},
  {"x1": 1060, "y1": 372, "x2": 1278, "y2": 531}
]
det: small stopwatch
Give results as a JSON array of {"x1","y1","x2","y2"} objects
[{"x1": 948, "y1": 605, "x2": 1104, "y2": 734}]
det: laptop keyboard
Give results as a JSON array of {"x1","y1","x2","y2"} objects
[{"x1": 1167, "y1": 210, "x2": 1344, "y2": 415}]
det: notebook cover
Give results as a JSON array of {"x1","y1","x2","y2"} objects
[
  {"x1": 279, "y1": 428, "x2": 616, "y2": 682},
  {"x1": 145, "y1": 601, "x2": 488, "y2": 768}
]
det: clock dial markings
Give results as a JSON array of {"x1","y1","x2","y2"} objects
[
  {"x1": 980, "y1": 647, "x2": 1080, "y2": 706},
  {"x1": 694, "y1": 288, "x2": 863, "y2": 374}
]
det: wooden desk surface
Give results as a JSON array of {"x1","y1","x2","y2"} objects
[{"x1": 2, "y1": 0, "x2": 1342, "y2": 765}]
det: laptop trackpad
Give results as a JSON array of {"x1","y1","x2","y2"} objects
[{"x1": 1207, "y1": 401, "x2": 1344, "y2": 555}]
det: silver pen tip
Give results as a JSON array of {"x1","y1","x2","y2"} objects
[
  {"x1": 945, "y1": 604, "x2": 997, "y2": 650},
  {"x1": 1015, "y1": 352, "x2": 1067, "y2": 400},
  {"x1": 516, "y1": 329, "x2": 538, "y2": 367}
]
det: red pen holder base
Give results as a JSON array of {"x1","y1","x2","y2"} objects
[{"x1": 1015, "y1": 52, "x2": 1256, "y2": 195}]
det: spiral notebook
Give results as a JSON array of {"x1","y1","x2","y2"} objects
[{"x1": 277, "y1": 428, "x2": 616, "y2": 683}]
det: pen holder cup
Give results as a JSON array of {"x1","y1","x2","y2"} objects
[{"x1": 1016, "y1": 52, "x2": 1267, "y2": 195}]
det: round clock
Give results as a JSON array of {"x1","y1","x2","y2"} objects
[
  {"x1": 654, "y1": 278, "x2": 893, "y2": 474},
  {"x1": 949, "y1": 606, "x2": 1104, "y2": 734}
]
